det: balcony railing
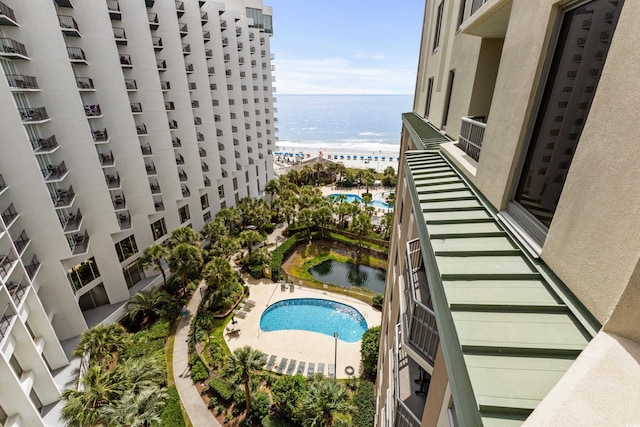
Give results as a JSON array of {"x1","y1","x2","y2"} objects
[
  {"x1": 152, "y1": 36, "x2": 163, "y2": 50},
  {"x1": 179, "y1": 23, "x2": 188, "y2": 35},
  {"x1": 70, "y1": 230, "x2": 89, "y2": 255},
  {"x1": 8, "y1": 277, "x2": 28, "y2": 306},
  {"x1": 178, "y1": 170, "x2": 187, "y2": 181},
  {"x1": 117, "y1": 211, "x2": 131, "y2": 230},
  {"x1": 93, "y1": 129, "x2": 108, "y2": 142},
  {"x1": 99, "y1": 151, "x2": 115, "y2": 166},
  {"x1": 201, "y1": 162, "x2": 209, "y2": 172},
  {"x1": 141, "y1": 144, "x2": 152, "y2": 155},
  {"x1": 6, "y1": 74, "x2": 38, "y2": 90},
  {"x1": 172, "y1": 137, "x2": 181, "y2": 147},
  {"x1": 24, "y1": 255, "x2": 40, "y2": 279},
  {"x1": 181, "y1": 185, "x2": 190, "y2": 198},
  {"x1": 112, "y1": 193, "x2": 126, "y2": 210},
  {"x1": 168, "y1": 120, "x2": 178, "y2": 130},
  {"x1": 76, "y1": 77, "x2": 94, "y2": 90},
  {"x1": 175, "y1": 154, "x2": 184, "y2": 165},
  {"x1": 203, "y1": 176, "x2": 211, "y2": 187},
  {"x1": 130, "y1": 102, "x2": 142, "y2": 113},
  {"x1": 156, "y1": 59, "x2": 166, "y2": 70},
  {"x1": 67, "y1": 46, "x2": 86, "y2": 62},
  {"x1": 160, "y1": 81, "x2": 170, "y2": 91},
  {"x1": 394, "y1": 326, "x2": 424, "y2": 427},
  {"x1": 62, "y1": 209, "x2": 82, "y2": 232},
  {"x1": 105, "y1": 173, "x2": 120, "y2": 189},
  {"x1": 150, "y1": 181, "x2": 161, "y2": 194},
  {"x1": 403, "y1": 239, "x2": 439, "y2": 367},
  {"x1": 201, "y1": 12, "x2": 208, "y2": 22},
  {"x1": 0, "y1": 251, "x2": 16, "y2": 279},
  {"x1": 148, "y1": 13, "x2": 159, "y2": 29},
  {"x1": 199, "y1": 148, "x2": 207, "y2": 157},
  {"x1": 136, "y1": 124, "x2": 148, "y2": 135},
  {"x1": 458, "y1": 116, "x2": 486, "y2": 162},
  {"x1": 1, "y1": 203, "x2": 18, "y2": 226},
  {"x1": 52, "y1": 186, "x2": 75, "y2": 208},
  {"x1": 43, "y1": 161, "x2": 68, "y2": 182},
  {"x1": 165, "y1": 101, "x2": 175, "y2": 110},
  {"x1": 175, "y1": 0, "x2": 184, "y2": 16},
  {"x1": 205, "y1": 49, "x2": 213, "y2": 58},
  {"x1": 120, "y1": 54, "x2": 132, "y2": 67},
  {"x1": 203, "y1": 31, "x2": 210, "y2": 40},
  {"x1": 84, "y1": 104, "x2": 102, "y2": 117},
  {"x1": 13, "y1": 230, "x2": 29, "y2": 254},
  {"x1": 0, "y1": 37, "x2": 28, "y2": 58},
  {"x1": 197, "y1": 132, "x2": 204, "y2": 141},
  {"x1": 125, "y1": 79, "x2": 137, "y2": 90},
  {"x1": 189, "y1": 82, "x2": 197, "y2": 90},
  {"x1": 194, "y1": 117, "x2": 202, "y2": 125},
  {"x1": 185, "y1": 64, "x2": 194, "y2": 73},
  {"x1": 153, "y1": 197, "x2": 164, "y2": 212},
  {"x1": 113, "y1": 27, "x2": 127, "y2": 43},
  {"x1": 58, "y1": 15, "x2": 80, "y2": 35},
  {"x1": 471, "y1": 0, "x2": 489, "y2": 15},
  {"x1": 0, "y1": 175, "x2": 6, "y2": 193},
  {"x1": 31, "y1": 135, "x2": 59, "y2": 153},
  {"x1": 18, "y1": 107, "x2": 49, "y2": 123},
  {"x1": 145, "y1": 163, "x2": 157, "y2": 175},
  {"x1": 182, "y1": 43, "x2": 190, "y2": 54},
  {"x1": 0, "y1": 1, "x2": 17, "y2": 25},
  {"x1": 191, "y1": 100, "x2": 199, "y2": 108}
]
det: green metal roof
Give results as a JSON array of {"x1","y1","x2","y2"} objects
[
  {"x1": 404, "y1": 150, "x2": 597, "y2": 426},
  {"x1": 402, "y1": 112, "x2": 451, "y2": 150}
]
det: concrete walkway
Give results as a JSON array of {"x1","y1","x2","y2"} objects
[{"x1": 172, "y1": 281, "x2": 222, "y2": 427}]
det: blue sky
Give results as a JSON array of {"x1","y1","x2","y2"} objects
[{"x1": 266, "y1": 0, "x2": 425, "y2": 94}]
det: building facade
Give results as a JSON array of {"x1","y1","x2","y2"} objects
[
  {"x1": 0, "y1": 0, "x2": 275, "y2": 424},
  {"x1": 377, "y1": 0, "x2": 640, "y2": 425}
]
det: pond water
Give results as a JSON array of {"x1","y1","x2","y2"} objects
[{"x1": 308, "y1": 260, "x2": 386, "y2": 294}]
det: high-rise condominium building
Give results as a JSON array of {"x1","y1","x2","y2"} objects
[
  {"x1": 377, "y1": 0, "x2": 639, "y2": 426},
  {"x1": 0, "y1": 0, "x2": 275, "y2": 424}
]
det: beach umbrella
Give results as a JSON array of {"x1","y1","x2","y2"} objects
[
  {"x1": 381, "y1": 156, "x2": 386, "y2": 160},
  {"x1": 347, "y1": 155, "x2": 351, "y2": 159},
  {"x1": 340, "y1": 155, "x2": 345, "y2": 159},
  {"x1": 360, "y1": 155, "x2": 364, "y2": 160},
  {"x1": 367, "y1": 156, "x2": 372, "y2": 160},
  {"x1": 374, "y1": 156, "x2": 378, "y2": 160},
  {"x1": 396, "y1": 157, "x2": 400, "y2": 161}
]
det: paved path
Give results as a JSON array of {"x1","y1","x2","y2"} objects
[{"x1": 172, "y1": 281, "x2": 222, "y2": 427}]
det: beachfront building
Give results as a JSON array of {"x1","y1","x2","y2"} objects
[
  {"x1": 377, "y1": 0, "x2": 640, "y2": 425},
  {"x1": 0, "y1": 0, "x2": 274, "y2": 424}
]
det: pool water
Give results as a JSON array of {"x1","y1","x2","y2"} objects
[
  {"x1": 309, "y1": 260, "x2": 386, "y2": 294},
  {"x1": 327, "y1": 193, "x2": 391, "y2": 210},
  {"x1": 260, "y1": 298, "x2": 368, "y2": 342}
]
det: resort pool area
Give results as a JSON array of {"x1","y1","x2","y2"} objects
[
  {"x1": 327, "y1": 193, "x2": 391, "y2": 210},
  {"x1": 260, "y1": 298, "x2": 368, "y2": 343}
]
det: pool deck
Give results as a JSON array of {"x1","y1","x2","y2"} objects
[{"x1": 225, "y1": 279, "x2": 382, "y2": 379}]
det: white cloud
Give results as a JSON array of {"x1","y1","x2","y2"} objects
[{"x1": 273, "y1": 55, "x2": 417, "y2": 94}]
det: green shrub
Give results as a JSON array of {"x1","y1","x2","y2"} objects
[
  {"x1": 372, "y1": 294, "x2": 384, "y2": 309},
  {"x1": 249, "y1": 264, "x2": 264, "y2": 279},
  {"x1": 251, "y1": 391, "x2": 271, "y2": 420},
  {"x1": 361, "y1": 326, "x2": 381, "y2": 378},
  {"x1": 264, "y1": 222, "x2": 275, "y2": 234},
  {"x1": 123, "y1": 320, "x2": 171, "y2": 359},
  {"x1": 208, "y1": 376, "x2": 234, "y2": 401},
  {"x1": 207, "y1": 397, "x2": 218, "y2": 409},
  {"x1": 262, "y1": 415, "x2": 294, "y2": 427},
  {"x1": 271, "y1": 375, "x2": 307, "y2": 422},
  {"x1": 160, "y1": 386, "x2": 186, "y2": 427},
  {"x1": 352, "y1": 381, "x2": 375, "y2": 427},
  {"x1": 189, "y1": 356, "x2": 209, "y2": 383}
]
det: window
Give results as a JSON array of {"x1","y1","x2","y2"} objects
[
  {"x1": 218, "y1": 185, "x2": 225, "y2": 199},
  {"x1": 201, "y1": 194, "x2": 209, "y2": 210},
  {"x1": 115, "y1": 235, "x2": 138, "y2": 262},
  {"x1": 150, "y1": 218, "x2": 167, "y2": 240},
  {"x1": 203, "y1": 211, "x2": 211, "y2": 223},
  {"x1": 78, "y1": 283, "x2": 109, "y2": 311},
  {"x1": 514, "y1": 0, "x2": 623, "y2": 228},
  {"x1": 179, "y1": 205, "x2": 190, "y2": 223},
  {"x1": 67, "y1": 257, "x2": 100, "y2": 291},
  {"x1": 457, "y1": 0, "x2": 466, "y2": 29},
  {"x1": 425, "y1": 77, "x2": 434, "y2": 118},
  {"x1": 442, "y1": 70, "x2": 455, "y2": 129},
  {"x1": 233, "y1": 178, "x2": 238, "y2": 191},
  {"x1": 123, "y1": 261, "x2": 145, "y2": 289},
  {"x1": 433, "y1": 2, "x2": 444, "y2": 51}
]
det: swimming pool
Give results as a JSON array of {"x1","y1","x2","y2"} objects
[
  {"x1": 260, "y1": 298, "x2": 368, "y2": 343},
  {"x1": 327, "y1": 193, "x2": 391, "y2": 210}
]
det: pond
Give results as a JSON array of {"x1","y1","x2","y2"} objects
[{"x1": 308, "y1": 260, "x2": 386, "y2": 294}]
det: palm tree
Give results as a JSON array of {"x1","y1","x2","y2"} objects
[
  {"x1": 216, "y1": 207, "x2": 241, "y2": 235},
  {"x1": 73, "y1": 323, "x2": 131, "y2": 368},
  {"x1": 385, "y1": 192, "x2": 396, "y2": 212},
  {"x1": 361, "y1": 193, "x2": 373, "y2": 209},
  {"x1": 209, "y1": 236, "x2": 240, "y2": 259},
  {"x1": 362, "y1": 171, "x2": 375, "y2": 194},
  {"x1": 127, "y1": 289, "x2": 173, "y2": 327},
  {"x1": 313, "y1": 161, "x2": 324, "y2": 185},
  {"x1": 168, "y1": 243, "x2": 203, "y2": 296},
  {"x1": 102, "y1": 386, "x2": 167, "y2": 427},
  {"x1": 223, "y1": 346, "x2": 266, "y2": 414},
  {"x1": 201, "y1": 218, "x2": 228, "y2": 243},
  {"x1": 298, "y1": 208, "x2": 315, "y2": 241},
  {"x1": 301, "y1": 378, "x2": 352, "y2": 427},
  {"x1": 314, "y1": 206, "x2": 334, "y2": 238},
  {"x1": 166, "y1": 226, "x2": 200, "y2": 250},
  {"x1": 203, "y1": 256, "x2": 236, "y2": 298},
  {"x1": 139, "y1": 244, "x2": 169, "y2": 287},
  {"x1": 239, "y1": 229, "x2": 265, "y2": 257},
  {"x1": 350, "y1": 213, "x2": 372, "y2": 248},
  {"x1": 282, "y1": 202, "x2": 297, "y2": 228},
  {"x1": 300, "y1": 164, "x2": 314, "y2": 185},
  {"x1": 265, "y1": 178, "x2": 281, "y2": 202}
]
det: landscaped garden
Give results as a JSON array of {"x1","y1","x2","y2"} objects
[{"x1": 62, "y1": 160, "x2": 395, "y2": 426}]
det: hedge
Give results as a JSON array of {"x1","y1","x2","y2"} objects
[
  {"x1": 208, "y1": 376, "x2": 234, "y2": 401},
  {"x1": 269, "y1": 232, "x2": 305, "y2": 280},
  {"x1": 352, "y1": 381, "x2": 375, "y2": 427},
  {"x1": 188, "y1": 355, "x2": 209, "y2": 383},
  {"x1": 160, "y1": 386, "x2": 186, "y2": 427}
]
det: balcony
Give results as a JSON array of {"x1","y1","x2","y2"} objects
[
  {"x1": 223, "y1": 54, "x2": 230, "y2": 63},
  {"x1": 160, "y1": 81, "x2": 171, "y2": 91},
  {"x1": 120, "y1": 54, "x2": 132, "y2": 67},
  {"x1": 185, "y1": 63, "x2": 194, "y2": 73},
  {"x1": 168, "y1": 119, "x2": 178, "y2": 130},
  {"x1": 141, "y1": 144, "x2": 152, "y2": 156},
  {"x1": 105, "y1": 173, "x2": 121, "y2": 189},
  {"x1": 24, "y1": 255, "x2": 40, "y2": 279},
  {"x1": 189, "y1": 82, "x2": 197, "y2": 90},
  {"x1": 153, "y1": 197, "x2": 164, "y2": 212},
  {"x1": 6, "y1": 74, "x2": 38, "y2": 91},
  {"x1": 178, "y1": 170, "x2": 187, "y2": 182},
  {"x1": 165, "y1": 101, "x2": 175, "y2": 111},
  {"x1": 149, "y1": 181, "x2": 161, "y2": 194},
  {"x1": 125, "y1": 79, "x2": 137, "y2": 90},
  {"x1": 107, "y1": 0, "x2": 120, "y2": 20},
  {"x1": 222, "y1": 37, "x2": 228, "y2": 47},
  {"x1": 0, "y1": 2, "x2": 18, "y2": 26},
  {"x1": 145, "y1": 162, "x2": 157, "y2": 175},
  {"x1": 117, "y1": 211, "x2": 131, "y2": 230},
  {"x1": 58, "y1": 15, "x2": 81, "y2": 36},
  {"x1": 197, "y1": 132, "x2": 204, "y2": 142},
  {"x1": 220, "y1": 20, "x2": 227, "y2": 29},
  {"x1": 156, "y1": 59, "x2": 167, "y2": 71},
  {"x1": 199, "y1": 147, "x2": 207, "y2": 157},
  {"x1": 76, "y1": 77, "x2": 95, "y2": 90},
  {"x1": 113, "y1": 27, "x2": 127, "y2": 44},
  {"x1": 148, "y1": 13, "x2": 159, "y2": 30},
  {"x1": 172, "y1": 137, "x2": 181, "y2": 148},
  {"x1": 182, "y1": 43, "x2": 190, "y2": 54},
  {"x1": 13, "y1": 230, "x2": 30, "y2": 255},
  {"x1": 69, "y1": 230, "x2": 89, "y2": 255},
  {"x1": 194, "y1": 117, "x2": 202, "y2": 125},
  {"x1": 181, "y1": 185, "x2": 190, "y2": 198},
  {"x1": 458, "y1": 116, "x2": 485, "y2": 162},
  {"x1": 0, "y1": 250, "x2": 16, "y2": 280},
  {"x1": 62, "y1": 209, "x2": 82, "y2": 233},
  {"x1": 191, "y1": 100, "x2": 199, "y2": 108},
  {"x1": 394, "y1": 324, "x2": 428, "y2": 427},
  {"x1": 179, "y1": 23, "x2": 188, "y2": 36},
  {"x1": 145, "y1": 0, "x2": 155, "y2": 7},
  {"x1": 403, "y1": 239, "x2": 439, "y2": 367},
  {"x1": 175, "y1": 1, "x2": 184, "y2": 16},
  {"x1": 92, "y1": 129, "x2": 109, "y2": 143},
  {"x1": 18, "y1": 107, "x2": 50, "y2": 124},
  {"x1": 130, "y1": 102, "x2": 143, "y2": 114},
  {"x1": 136, "y1": 124, "x2": 148, "y2": 135},
  {"x1": 54, "y1": 0, "x2": 73, "y2": 7},
  {"x1": 208, "y1": 67, "x2": 215, "y2": 75},
  {"x1": 43, "y1": 162, "x2": 69, "y2": 182},
  {"x1": 152, "y1": 36, "x2": 163, "y2": 51},
  {"x1": 219, "y1": 155, "x2": 226, "y2": 165},
  {"x1": 202, "y1": 31, "x2": 210, "y2": 40},
  {"x1": 99, "y1": 151, "x2": 115, "y2": 167},
  {"x1": 52, "y1": 186, "x2": 75, "y2": 208},
  {"x1": 31, "y1": 135, "x2": 59, "y2": 154},
  {"x1": 175, "y1": 154, "x2": 185, "y2": 165},
  {"x1": 205, "y1": 49, "x2": 213, "y2": 58},
  {"x1": 201, "y1": 12, "x2": 208, "y2": 23},
  {"x1": 67, "y1": 46, "x2": 87, "y2": 63},
  {"x1": 201, "y1": 161, "x2": 209, "y2": 172},
  {"x1": 0, "y1": 307, "x2": 15, "y2": 340},
  {"x1": 111, "y1": 192, "x2": 126, "y2": 210},
  {"x1": 7, "y1": 278, "x2": 28, "y2": 306},
  {"x1": 0, "y1": 175, "x2": 6, "y2": 195},
  {"x1": 84, "y1": 104, "x2": 102, "y2": 118},
  {"x1": 203, "y1": 175, "x2": 211, "y2": 187}
]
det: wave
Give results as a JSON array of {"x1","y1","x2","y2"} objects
[{"x1": 358, "y1": 132, "x2": 382, "y2": 137}]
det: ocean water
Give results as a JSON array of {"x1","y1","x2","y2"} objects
[{"x1": 275, "y1": 94, "x2": 412, "y2": 155}]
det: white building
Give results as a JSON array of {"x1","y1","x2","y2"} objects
[{"x1": 0, "y1": 0, "x2": 275, "y2": 424}]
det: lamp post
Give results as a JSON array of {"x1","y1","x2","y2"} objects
[{"x1": 333, "y1": 332, "x2": 338, "y2": 378}]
